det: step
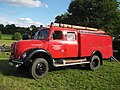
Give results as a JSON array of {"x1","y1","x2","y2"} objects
[
  {"x1": 63, "y1": 59, "x2": 87, "y2": 64},
  {"x1": 54, "y1": 61, "x2": 90, "y2": 67},
  {"x1": 53, "y1": 58, "x2": 90, "y2": 67}
]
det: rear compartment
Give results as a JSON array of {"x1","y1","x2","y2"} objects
[{"x1": 79, "y1": 30, "x2": 113, "y2": 58}]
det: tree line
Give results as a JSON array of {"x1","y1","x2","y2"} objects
[
  {"x1": 0, "y1": 24, "x2": 39, "y2": 40},
  {"x1": 55, "y1": 0, "x2": 120, "y2": 36},
  {"x1": 0, "y1": 0, "x2": 120, "y2": 37},
  {"x1": 0, "y1": 24, "x2": 38, "y2": 35}
]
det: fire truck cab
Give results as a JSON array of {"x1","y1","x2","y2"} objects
[{"x1": 9, "y1": 23, "x2": 113, "y2": 79}]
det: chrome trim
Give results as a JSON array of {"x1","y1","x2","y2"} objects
[{"x1": 11, "y1": 60, "x2": 23, "y2": 64}]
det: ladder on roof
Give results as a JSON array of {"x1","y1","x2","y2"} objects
[{"x1": 53, "y1": 23, "x2": 102, "y2": 31}]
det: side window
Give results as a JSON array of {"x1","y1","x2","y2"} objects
[
  {"x1": 51, "y1": 31, "x2": 63, "y2": 40},
  {"x1": 67, "y1": 32, "x2": 76, "y2": 40}
]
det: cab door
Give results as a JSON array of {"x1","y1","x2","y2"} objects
[
  {"x1": 48, "y1": 30, "x2": 65, "y2": 58},
  {"x1": 65, "y1": 31, "x2": 78, "y2": 58}
]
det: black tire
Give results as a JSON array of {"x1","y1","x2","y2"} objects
[
  {"x1": 89, "y1": 55, "x2": 101, "y2": 71},
  {"x1": 29, "y1": 58, "x2": 49, "y2": 79}
]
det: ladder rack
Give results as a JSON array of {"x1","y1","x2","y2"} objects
[{"x1": 53, "y1": 23, "x2": 101, "y2": 31}]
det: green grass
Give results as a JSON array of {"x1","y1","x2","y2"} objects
[
  {"x1": 0, "y1": 40, "x2": 15, "y2": 52},
  {"x1": 0, "y1": 34, "x2": 16, "y2": 48},
  {"x1": 0, "y1": 40, "x2": 16, "y2": 46},
  {"x1": 0, "y1": 34, "x2": 120, "y2": 90},
  {"x1": 1, "y1": 34, "x2": 13, "y2": 40},
  {"x1": 0, "y1": 52, "x2": 120, "y2": 90},
  {"x1": 0, "y1": 34, "x2": 17, "y2": 52}
]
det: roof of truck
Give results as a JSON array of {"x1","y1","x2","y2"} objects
[{"x1": 40, "y1": 23, "x2": 110, "y2": 35}]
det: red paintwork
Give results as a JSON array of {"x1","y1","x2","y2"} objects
[
  {"x1": 11, "y1": 26, "x2": 113, "y2": 60},
  {"x1": 12, "y1": 40, "x2": 46, "y2": 59},
  {"x1": 80, "y1": 31, "x2": 112, "y2": 58}
]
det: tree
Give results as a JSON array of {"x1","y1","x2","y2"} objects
[
  {"x1": 5, "y1": 24, "x2": 17, "y2": 34},
  {"x1": 30, "y1": 25, "x2": 38, "y2": 36},
  {"x1": 12, "y1": 32, "x2": 22, "y2": 40},
  {"x1": 0, "y1": 24, "x2": 4, "y2": 34},
  {"x1": 0, "y1": 23, "x2": 39, "y2": 36},
  {"x1": 55, "y1": 13, "x2": 69, "y2": 24},
  {"x1": 55, "y1": 0, "x2": 120, "y2": 36},
  {"x1": 0, "y1": 31, "x2": 2, "y2": 39},
  {"x1": 16, "y1": 27, "x2": 29, "y2": 35}
]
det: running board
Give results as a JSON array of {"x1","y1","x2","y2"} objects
[{"x1": 53, "y1": 59, "x2": 90, "y2": 67}]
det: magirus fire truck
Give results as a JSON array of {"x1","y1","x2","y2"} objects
[{"x1": 9, "y1": 23, "x2": 113, "y2": 79}]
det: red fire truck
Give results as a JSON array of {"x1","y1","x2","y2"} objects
[{"x1": 9, "y1": 23, "x2": 113, "y2": 79}]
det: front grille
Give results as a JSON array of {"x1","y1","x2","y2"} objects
[{"x1": 10, "y1": 42, "x2": 16, "y2": 59}]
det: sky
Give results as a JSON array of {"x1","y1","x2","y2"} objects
[
  {"x1": 0, "y1": 0, "x2": 71, "y2": 27},
  {"x1": 0, "y1": 0, "x2": 119, "y2": 28}
]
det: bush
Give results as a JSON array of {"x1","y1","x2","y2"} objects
[
  {"x1": 0, "y1": 31, "x2": 2, "y2": 39},
  {"x1": 12, "y1": 32, "x2": 22, "y2": 40}
]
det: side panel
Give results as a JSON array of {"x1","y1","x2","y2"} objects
[
  {"x1": 48, "y1": 40, "x2": 65, "y2": 58},
  {"x1": 79, "y1": 33, "x2": 91, "y2": 57},
  {"x1": 79, "y1": 33, "x2": 112, "y2": 58}
]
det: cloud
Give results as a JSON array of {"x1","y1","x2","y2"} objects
[
  {"x1": 7, "y1": 21, "x2": 15, "y2": 24},
  {"x1": 0, "y1": 0, "x2": 48, "y2": 8},
  {"x1": 44, "y1": 3, "x2": 48, "y2": 8},
  {"x1": 18, "y1": 17, "x2": 42, "y2": 27},
  {"x1": 0, "y1": 14, "x2": 17, "y2": 25},
  {"x1": 0, "y1": 15, "x2": 42, "y2": 27},
  {"x1": 18, "y1": 18, "x2": 32, "y2": 22}
]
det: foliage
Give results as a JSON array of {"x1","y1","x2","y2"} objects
[
  {"x1": 12, "y1": 32, "x2": 22, "y2": 40},
  {"x1": 0, "y1": 24, "x2": 39, "y2": 37},
  {"x1": 0, "y1": 24, "x2": 4, "y2": 34},
  {"x1": 30, "y1": 25, "x2": 39, "y2": 36},
  {"x1": 55, "y1": 0, "x2": 120, "y2": 36},
  {"x1": 55, "y1": 13, "x2": 69, "y2": 24},
  {"x1": 0, "y1": 31, "x2": 1, "y2": 39}
]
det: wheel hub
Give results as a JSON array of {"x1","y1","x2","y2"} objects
[{"x1": 35, "y1": 63, "x2": 46, "y2": 76}]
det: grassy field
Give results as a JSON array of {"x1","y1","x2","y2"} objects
[
  {"x1": 0, "y1": 52, "x2": 120, "y2": 90},
  {"x1": 0, "y1": 34, "x2": 120, "y2": 90},
  {"x1": 1, "y1": 34, "x2": 13, "y2": 40},
  {"x1": 0, "y1": 34, "x2": 15, "y2": 46},
  {"x1": 0, "y1": 34, "x2": 16, "y2": 52},
  {"x1": 0, "y1": 40, "x2": 16, "y2": 46}
]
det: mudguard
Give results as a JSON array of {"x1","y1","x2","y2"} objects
[
  {"x1": 91, "y1": 50, "x2": 102, "y2": 57},
  {"x1": 91, "y1": 50, "x2": 103, "y2": 65},
  {"x1": 24, "y1": 48, "x2": 53, "y2": 65}
]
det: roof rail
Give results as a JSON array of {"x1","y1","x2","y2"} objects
[{"x1": 53, "y1": 23, "x2": 101, "y2": 31}]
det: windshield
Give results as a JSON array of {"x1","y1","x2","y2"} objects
[{"x1": 34, "y1": 29, "x2": 49, "y2": 40}]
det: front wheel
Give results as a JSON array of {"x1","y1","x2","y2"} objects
[
  {"x1": 29, "y1": 58, "x2": 49, "y2": 79},
  {"x1": 89, "y1": 55, "x2": 101, "y2": 71}
]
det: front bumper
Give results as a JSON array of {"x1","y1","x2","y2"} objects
[{"x1": 9, "y1": 59, "x2": 24, "y2": 68}]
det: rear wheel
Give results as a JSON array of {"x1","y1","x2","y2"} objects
[
  {"x1": 29, "y1": 58, "x2": 49, "y2": 79},
  {"x1": 89, "y1": 55, "x2": 101, "y2": 70}
]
